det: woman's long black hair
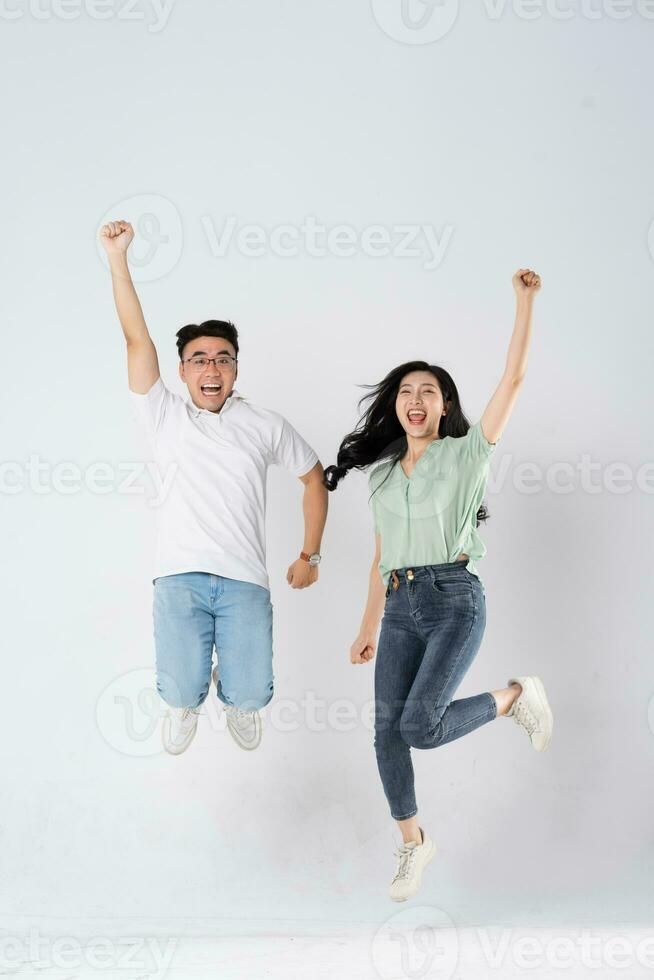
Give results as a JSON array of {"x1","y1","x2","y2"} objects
[{"x1": 323, "y1": 360, "x2": 489, "y2": 524}]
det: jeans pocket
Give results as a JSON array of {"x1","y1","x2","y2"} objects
[{"x1": 432, "y1": 575, "x2": 472, "y2": 598}]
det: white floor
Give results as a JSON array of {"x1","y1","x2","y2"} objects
[{"x1": 4, "y1": 921, "x2": 654, "y2": 979}]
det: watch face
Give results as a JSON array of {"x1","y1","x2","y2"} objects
[{"x1": 309, "y1": 554, "x2": 321, "y2": 565}]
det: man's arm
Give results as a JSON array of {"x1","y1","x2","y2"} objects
[
  {"x1": 286, "y1": 461, "x2": 328, "y2": 590},
  {"x1": 100, "y1": 220, "x2": 160, "y2": 394}
]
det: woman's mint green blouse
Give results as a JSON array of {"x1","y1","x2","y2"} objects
[{"x1": 369, "y1": 420, "x2": 499, "y2": 587}]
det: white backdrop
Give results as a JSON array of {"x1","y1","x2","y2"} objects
[{"x1": 1, "y1": 0, "x2": 653, "y2": 955}]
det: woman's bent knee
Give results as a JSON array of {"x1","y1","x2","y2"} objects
[{"x1": 399, "y1": 707, "x2": 444, "y2": 749}]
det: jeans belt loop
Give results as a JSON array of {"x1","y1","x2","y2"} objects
[{"x1": 392, "y1": 569, "x2": 399, "y2": 591}]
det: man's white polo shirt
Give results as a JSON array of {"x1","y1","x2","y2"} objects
[{"x1": 130, "y1": 377, "x2": 319, "y2": 591}]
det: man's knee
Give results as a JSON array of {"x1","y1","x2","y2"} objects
[
  {"x1": 157, "y1": 670, "x2": 207, "y2": 709},
  {"x1": 220, "y1": 677, "x2": 274, "y2": 711}
]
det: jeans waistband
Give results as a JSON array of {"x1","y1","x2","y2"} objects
[{"x1": 388, "y1": 560, "x2": 471, "y2": 591}]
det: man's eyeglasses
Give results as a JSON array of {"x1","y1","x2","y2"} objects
[{"x1": 183, "y1": 356, "x2": 237, "y2": 372}]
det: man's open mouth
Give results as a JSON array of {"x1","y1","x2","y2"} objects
[
  {"x1": 407, "y1": 410, "x2": 427, "y2": 426},
  {"x1": 201, "y1": 384, "x2": 222, "y2": 398}
]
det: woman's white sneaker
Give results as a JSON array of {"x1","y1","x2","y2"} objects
[
  {"x1": 162, "y1": 706, "x2": 201, "y2": 755},
  {"x1": 389, "y1": 828, "x2": 436, "y2": 902},
  {"x1": 505, "y1": 675, "x2": 553, "y2": 751},
  {"x1": 224, "y1": 705, "x2": 262, "y2": 751}
]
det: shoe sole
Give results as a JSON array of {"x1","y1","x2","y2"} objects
[
  {"x1": 526, "y1": 675, "x2": 553, "y2": 751},
  {"x1": 390, "y1": 839, "x2": 437, "y2": 902},
  {"x1": 226, "y1": 715, "x2": 262, "y2": 751}
]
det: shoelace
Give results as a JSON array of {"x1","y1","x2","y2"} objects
[
  {"x1": 228, "y1": 707, "x2": 256, "y2": 727},
  {"x1": 392, "y1": 845, "x2": 418, "y2": 883},
  {"x1": 513, "y1": 699, "x2": 538, "y2": 734},
  {"x1": 179, "y1": 707, "x2": 200, "y2": 725}
]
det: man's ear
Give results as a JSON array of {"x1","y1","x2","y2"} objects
[{"x1": 178, "y1": 361, "x2": 185, "y2": 383}]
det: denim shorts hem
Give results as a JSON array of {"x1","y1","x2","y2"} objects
[{"x1": 216, "y1": 690, "x2": 274, "y2": 711}]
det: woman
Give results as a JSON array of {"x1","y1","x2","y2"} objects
[{"x1": 324, "y1": 269, "x2": 553, "y2": 902}]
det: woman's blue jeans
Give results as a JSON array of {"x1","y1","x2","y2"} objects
[{"x1": 374, "y1": 560, "x2": 497, "y2": 821}]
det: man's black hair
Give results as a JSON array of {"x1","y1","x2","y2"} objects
[{"x1": 175, "y1": 320, "x2": 239, "y2": 360}]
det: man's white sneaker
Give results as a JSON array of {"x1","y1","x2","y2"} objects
[
  {"x1": 162, "y1": 705, "x2": 201, "y2": 755},
  {"x1": 505, "y1": 675, "x2": 553, "y2": 751},
  {"x1": 213, "y1": 664, "x2": 262, "y2": 750},
  {"x1": 389, "y1": 828, "x2": 436, "y2": 902},
  {"x1": 212, "y1": 664, "x2": 262, "y2": 750},
  {"x1": 224, "y1": 704, "x2": 262, "y2": 751}
]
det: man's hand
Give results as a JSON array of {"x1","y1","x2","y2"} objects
[
  {"x1": 286, "y1": 559, "x2": 318, "y2": 589},
  {"x1": 100, "y1": 220, "x2": 134, "y2": 255}
]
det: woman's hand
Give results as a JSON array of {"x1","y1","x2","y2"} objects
[
  {"x1": 512, "y1": 267, "x2": 541, "y2": 296},
  {"x1": 100, "y1": 220, "x2": 134, "y2": 255},
  {"x1": 350, "y1": 632, "x2": 376, "y2": 664}
]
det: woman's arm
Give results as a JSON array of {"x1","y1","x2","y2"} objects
[
  {"x1": 100, "y1": 220, "x2": 160, "y2": 394},
  {"x1": 350, "y1": 533, "x2": 386, "y2": 664},
  {"x1": 480, "y1": 268, "x2": 541, "y2": 445}
]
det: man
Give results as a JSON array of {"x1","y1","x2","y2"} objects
[{"x1": 100, "y1": 219, "x2": 327, "y2": 756}]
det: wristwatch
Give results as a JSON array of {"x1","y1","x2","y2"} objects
[{"x1": 300, "y1": 551, "x2": 321, "y2": 566}]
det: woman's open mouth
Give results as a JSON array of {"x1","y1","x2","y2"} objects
[{"x1": 407, "y1": 410, "x2": 427, "y2": 426}]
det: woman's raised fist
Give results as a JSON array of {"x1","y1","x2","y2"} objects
[{"x1": 100, "y1": 220, "x2": 134, "y2": 255}]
